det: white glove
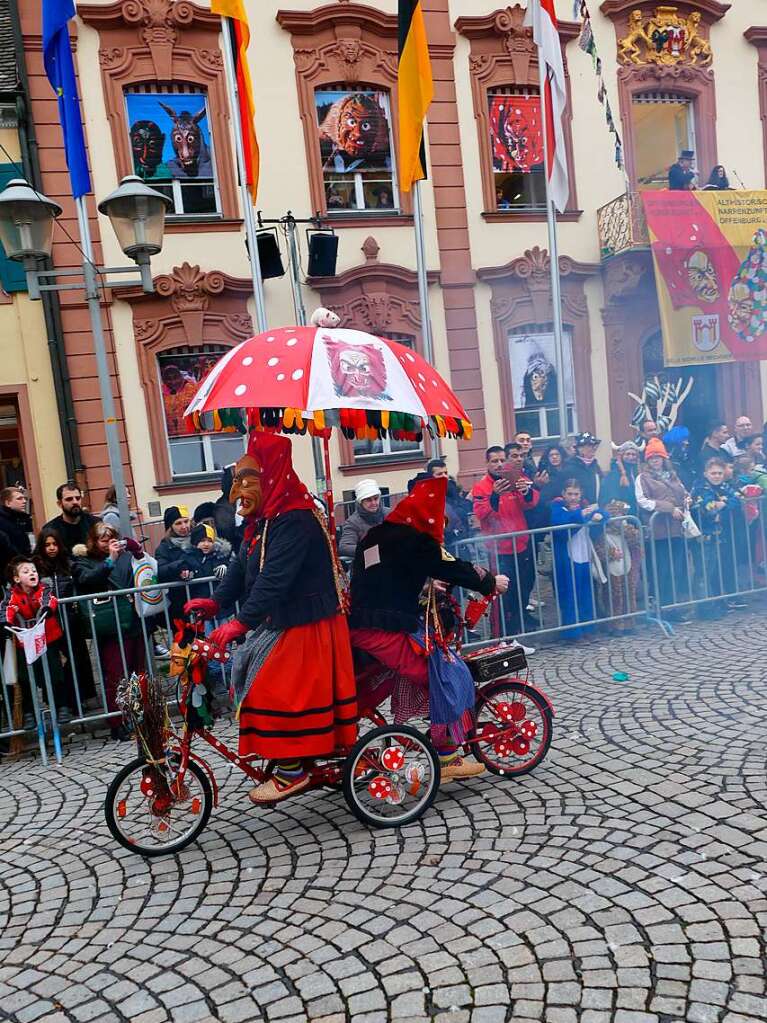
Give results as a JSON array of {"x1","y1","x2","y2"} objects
[{"x1": 214, "y1": 564, "x2": 228, "y2": 580}]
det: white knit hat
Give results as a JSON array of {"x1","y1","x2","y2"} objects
[{"x1": 355, "y1": 478, "x2": 381, "y2": 502}]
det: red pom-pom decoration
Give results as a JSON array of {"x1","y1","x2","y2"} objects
[
  {"x1": 519, "y1": 720, "x2": 537, "y2": 739},
  {"x1": 511, "y1": 735, "x2": 530, "y2": 756},
  {"x1": 140, "y1": 775, "x2": 155, "y2": 797},
  {"x1": 495, "y1": 701, "x2": 526, "y2": 724},
  {"x1": 368, "y1": 775, "x2": 393, "y2": 800},
  {"x1": 493, "y1": 737, "x2": 513, "y2": 757},
  {"x1": 381, "y1": 746, "x2": 405, "y2": 772}
]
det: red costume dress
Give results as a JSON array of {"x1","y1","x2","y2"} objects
[{"x1": 212, "y1": 434, "x2": 357, "y2": 759}]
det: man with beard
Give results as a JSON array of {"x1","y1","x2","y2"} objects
[
  {"x1": 0, "y1": 487, "x2": 33, "y2": 580},
  {"x1": 43, "y1": 483, "x2": 100, "y2": 553}
]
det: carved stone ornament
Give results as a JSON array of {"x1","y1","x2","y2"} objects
[
  {"x1": 617, "y1": 6, "x2": 713, "y2": 66},
  {"x1": 494, "y1": 5, "x2": 535, "y2": 56},
  {"x1": 154, "y1": 262, "x2": 225, "y2": 313},
  {"x1": 359, "y1": 293, "x2": 394, "y2": 335},
  {"x1": 332, "y1": 37, "x2": 364, "y2": 81}
]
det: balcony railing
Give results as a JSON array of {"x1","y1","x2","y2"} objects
[{"x1": 597, "y1": 191, "x2": 650, "y2": 259}]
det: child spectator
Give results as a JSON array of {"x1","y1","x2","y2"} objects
[
  {"x1": 691, "y1": 457, "x2": 744, "y2": 617},
  {"x1": 593, "y1": 499, "x2": 643, "y2": 632},
  {"x1": 186, "y1": 523, "x2": 231, "y2": 597},
  {"x1": 1, "y1": 556, "x2": 76, "y2": 727},
  {"x1": 549, "y1": 479, "x2": 607, "y2": 638}
]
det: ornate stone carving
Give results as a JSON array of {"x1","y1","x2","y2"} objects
[
  {"x1": 197, "y1": 49, "x2": 223, "y2": 70},
  {"x1": 617, "y1": 6, "x2": 713, "y2": 66},
  {"x1": 361, "y1": 236, "x2": 380, "y2": 263},
  {"x1": 223, "y1": 312, "x2": 254, "y2": 338},
  {"x1": 99, "y1": 46, "x2": 125, "y2": 67},
  {"x1": 359, "y1": 293, "x2": 394, "y2": 335},
  {"x1": 494, "y1": 5, "x2": 534, "y2": 55},
  {"x1": 331, "y1": 37, "x2": 364, "y2": 82},
  {"x1": 133, "y1": 318, "x2": 157, "y2": 340},
  {"x1": 154, "y1": 263, "x2": 225, "y2": 313}
]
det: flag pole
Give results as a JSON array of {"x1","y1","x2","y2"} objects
[
  {"x1": 220, "y1": 16, "x2": 267, "y2": 333},
  {"x1": 537, "y1": 58, "x2": 570, "y2": 444},
  {"x1": 412, "y1": 176, "x2": 441, "y2": 457}
]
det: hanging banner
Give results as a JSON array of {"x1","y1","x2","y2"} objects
[
  {"x1": 488, "y1": 95, "x2": 544, "y2": 174},
  {"x1": 642, "y1": 189, "x2": 767, "y2": 366}
]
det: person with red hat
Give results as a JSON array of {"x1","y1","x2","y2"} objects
[
  {"x1": 349, "y1": 475, "x2": 508, "y2": 781},
  {"x1": 184, "y1": 432, "x2": 357, "y2": 804}
]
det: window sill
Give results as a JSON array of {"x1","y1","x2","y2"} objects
[
  {"x1": 482, "y1": 209, "x2": 583, "y2": 223},
  {"x1": 338, "y1": 456, "x2": 426, "y2": 475},
  {"x1": 155, "y1": 477, "x2": 223, "y2": 495},
  {"x1": 165, "y1": 218, "x2": 244, "y2": 234},
  {"x1": 323, "y1": 213, "x2": 414, "y2": 229}
]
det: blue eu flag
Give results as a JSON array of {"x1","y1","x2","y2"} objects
[{"x1": 42, "y1": 0, "x2": 91, "y2": 198}]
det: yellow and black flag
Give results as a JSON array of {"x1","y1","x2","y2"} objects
[{"x1": 398, "y1": 0, "x2": 434, "y2": 192}]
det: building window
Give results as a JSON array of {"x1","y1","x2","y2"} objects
[
  {"x1": 315, "y1": 87, "x2": 399, "y2": 214},
  {"x1": 158, "y1": 347, "x2": 244, "y2": 476},
  {"x1": 509, "y1": 327, "x2": 577, "y2": 440},
  {"x1": 352, "y1": 334, "x2": 423, "y2": 462},
  {"x1": 489, "y1": 87, "x2": 547, "y2": 211},
  {"x1": 631, "y1": 92, "x2": 696, "y2": 189},
  {"x1": 125, "y1": 85, "x2": 220, "y2": 217}
]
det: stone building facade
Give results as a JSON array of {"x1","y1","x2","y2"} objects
[{"x1": 10, "y1": 0, "x2": 767, "y2": 522}]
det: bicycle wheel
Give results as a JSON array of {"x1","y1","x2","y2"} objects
[
  {"x1": 342, "y1": 724, "x2": 440, "y2": 829},
  {"x1": 104, "y1": 755, "x2": 212, "y2": 856},
  {"x1": 471, "y1": 680, "x2": 553, "y2": 777}
]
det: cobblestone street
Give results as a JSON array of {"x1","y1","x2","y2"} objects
[{"x1": 2, "y1": 612, "x2": 766, "y2": 1023}]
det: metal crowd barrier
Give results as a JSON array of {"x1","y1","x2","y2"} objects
[
  {"x1": 455, "y1": 515, "x2": 650, "y2": 646},
  {"x1": 0, "y1": 576, "x2": 224, "y2": 765}
]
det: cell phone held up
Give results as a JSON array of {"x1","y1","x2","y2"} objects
[{"x1": 500, "y1": 462, "x2": 522, "y2": 486}]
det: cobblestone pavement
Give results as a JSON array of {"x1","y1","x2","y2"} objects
[{"x1": 2, "y1": 611, "x2": 767, "y2": 1023}]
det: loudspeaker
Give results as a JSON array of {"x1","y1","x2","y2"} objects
[
  {"x1": 255, "y1": 231, "x2": 285, "y2": 279},
  {"x1": 308, "y1": 232, "x2": 338, "y2": 277}
]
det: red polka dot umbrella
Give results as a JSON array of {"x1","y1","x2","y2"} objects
[{"x1": 184, "y1": 325, "x2": 472, "y2": 443}]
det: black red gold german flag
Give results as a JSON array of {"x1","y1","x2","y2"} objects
[{"x1": 397, "y1": 0, "x2": 434, "y2": 192}]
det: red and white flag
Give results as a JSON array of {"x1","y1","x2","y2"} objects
[{"x1": 525, "y1": 0, "x2": 569, "y2": 213}]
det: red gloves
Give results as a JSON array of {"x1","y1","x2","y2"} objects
[
  {"x1": 124, "y1": 537, "x2": 143, "y2": 557},
  {"x1": 183, "y1": 598, "x2": 220, "y2": 621},
  {"x1": 208, "y1": 619, "x2": 248, "y2": 648}
]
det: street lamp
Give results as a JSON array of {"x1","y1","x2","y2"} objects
[{"x1": 0, "y1": 175, "x2": 171, "y2": 535}]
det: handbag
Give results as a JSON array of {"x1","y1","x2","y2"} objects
[
  {"x1": 89, "y1": 594, "x2": 135, "y2": 639},
  {"x1": 132, "y1": 554, "x2": 168, "y2": 620},
  {"x1": 681, "y1": 510, "x2": 702, "y2": 540}
]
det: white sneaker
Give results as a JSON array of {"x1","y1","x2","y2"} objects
[{"x1": 510, "y1": 640, "x2": 536, "y2": 656}]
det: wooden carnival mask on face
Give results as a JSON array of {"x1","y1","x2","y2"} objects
[{"x1": 230, "y1": 454, "x2": 262, "y2": 517}]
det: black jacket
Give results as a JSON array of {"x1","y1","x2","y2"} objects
[
  {"x1": 72, "y1": 550, "x2": 135, "y2": 594},
  {"x1": 561, "y1": 456, "x2": 602, "y2": 505},
  {"x1": 349, "y1": 521, "x2": 496, "y2": 634},
  {"x1": 183, "y1": 543, "x2": 232, "y2": 599},
  {"x1": 0, "y1": 505, "x2": 32, "y2": 579},
  {"x1": 668, "y1": 162, "x2": 694, "y2": 190},
  {"x1": 213, "y1": 509, "x2": 339, "y2": 631},
  {"x1": 42, "y1": 512, "x2": 100, "y2": 553}
]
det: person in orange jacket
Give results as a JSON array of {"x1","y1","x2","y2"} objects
[{"x1": 472, "y1": 444, "x2": 540, "y2": 636}]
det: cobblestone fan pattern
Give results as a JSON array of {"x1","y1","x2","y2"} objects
[{"x1": 1, "y1": 613, "x2": 766, "y2": 1023}]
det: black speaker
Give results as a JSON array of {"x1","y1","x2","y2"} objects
[
  {"x1": 307, "y1": 231, "x2": 338, "y2": 277},
  {"x1": 255, "y1": 231, "x2": 285, "y2": 279}
]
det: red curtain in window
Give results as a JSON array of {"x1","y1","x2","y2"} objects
[{"x1": 488, "y1": 94, "x2": 544, "y2": 174}]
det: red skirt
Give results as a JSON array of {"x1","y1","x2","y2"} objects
[{"x1": 238, "y1": 615, "x2": 358, "y2": 759}]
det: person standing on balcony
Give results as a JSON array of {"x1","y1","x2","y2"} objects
[{"x1": 668, "y1": 150, "x2": 696, "y2": 191}]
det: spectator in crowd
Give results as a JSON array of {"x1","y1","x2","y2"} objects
[
  {"x1": 699, "y1": 420, "x2": 733, "y2": 470},
  {"x1": 723, "y1": 416, "x2": 753, "y2": 457},
  {"x1": 185, "y1": 523, "x2": 231, "y2": 597},
  {"x1": 32, "y1": 526, "x2": 96, "y2": 707},
  {"x1": 538, "y1": 444, "x2": 566, "y2": 479},
  {"x1": 2, "y1": 555, "x2": 77, "y2": 728},
  {"x1": 99, "y1": 485, "x2": 139, "y2": 533},
  {"x1": 72, "y1": 523, "x2": 146, "y2": 739},
  {"x1": 193, "y1": 491, "x2": 239, "y2": 550},
  {"x1": 156, "y1": 506, "x2": 194, "y2": 624},
  {"x1": 339, "y1": 479, "x2": 384, "y2": 562},
  {"x1": 600, "y1": 441, "x2": 641, "y2": 514},
  {"x1": 663, "y1": 426, "x2": 696, "y2": 489},
  {"x1": 0, "y1": 486, "x2": 32, "y2": 581},
  {"x1": 43, "y1": 482, "x2": 100, "y2": 553},
  {"x1": 635, "y1": 437, "x2": 691, "y2": 622},
  {"x1": 704, "y1": 165, "x2": 731, "y2": 191},
  {"x1": 734, "y1": 432, "x2": 764, "y2": 465},
  {"x1": 594, "y1": 499, "x2": 643, "y2": 632},
  {"x1": 472, "y1": 444, "x2": 539, "y2": 636},
  {"x1": 691, "y1": 457, "x2": 745, "y2": 617},
  {"x1": 549, "y1": 479, "x2": 606, "y2": 638},
  {"x1": 668, "y1": 149, "x2": 695, "y2": 190},
  {"x1": 507, "y1": 433, "x2": 537, "y2": 480},
  {"x1": 635, "y1": 419, "x2": 660, "y2": 451},
  {"x1": 425, "y1": 459, "x2": 449, "y2": 479},
  {"x1": 563, "y1": 433, "x2": 603, "y2": 504},
  {"x1": 537, "y1": 444, "x2": 567, "y2": 506}
]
